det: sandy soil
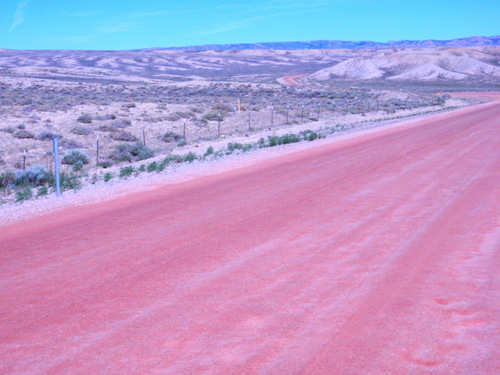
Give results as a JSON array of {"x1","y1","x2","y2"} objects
[{"x1": 0, "y1": 93, "x2": 499, "y2": 374}]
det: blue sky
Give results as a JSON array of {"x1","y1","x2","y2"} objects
[{"x1": 1, "y1": 0, "x2": 499, "y2": 50}]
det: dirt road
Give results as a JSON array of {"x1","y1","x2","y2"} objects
[
  {"x1": 277, "y1": 74, "x2": 307, "y2": 86},
  {"x1": 1, "y1": 95, "x2": 499, "y2": 374}
]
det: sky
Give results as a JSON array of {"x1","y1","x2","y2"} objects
[{"x1": 1, "y1": 0, "x2": 499, "y2": 50}]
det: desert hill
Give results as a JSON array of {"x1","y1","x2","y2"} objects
[
  {"x1": 309, "y1": 47, "x2": 500, "y2": 82},
  {"x1": 142, "y1": 35, "x2": 500, "y2": 51},
  {"x1": 0, "y1": 45, "x2": 499, "y2": 86}
]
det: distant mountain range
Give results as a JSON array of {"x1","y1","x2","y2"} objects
[{"x1": 142, "y1": 35, "x2": 500, "y2": 51}]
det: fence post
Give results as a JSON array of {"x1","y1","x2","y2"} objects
[
  {"x1": 96, "y1": 135, "x2": 99, "y2": 166},
  {"x1": 52, "y1": 138, "x2": 61, "y2": 197},
  {"x1": 217, "y1": 112, "x2": 221, "y2": 137}
]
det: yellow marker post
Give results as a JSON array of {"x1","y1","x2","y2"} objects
[{"x1": 237, "y1": 99, "x2": 241, "y2": 114}]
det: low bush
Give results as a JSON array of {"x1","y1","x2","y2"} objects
[
  {"x1": 72, "y1": 160, "x2": 84, "y2": 172},
  {"x1": 202, "y1": 112, "x2": 222, "y2": 122},
  {"x1": 160, "y1": 131, "x2": 183, "y2": 143},
  {"x1": 119, "y1": 166, "x2": 134, "y2": 178},
  {"x1": 37, "y1": 186, "x2": 48, "y2": 197},
  {"x1": 76, "y1": 114, "x2": 93, "y2": 123},
  {"x1": 36, "y1": 130, "x2": 62, "y2": 141},
  {"x1": 15, "y1": 165, "x2": 50, "y2": 186},
  {"x1": 0, "y1": 171, "x2": 16, "y2": 188},
  {"x1": 112, "y1": 131, "x2": 138, "y2": 142},
  {"x1": 61, "y1": 149, "x2": 90, "y2": 165},
  {"x1": 204, "y1": 146, "x2": 214, "y2": 157},
  {"x1": 111, "y1": 119, "x2": 131, "y2": 128},
  {"x1": 16, "y1": 187, "x2": 33, "y2": 202},
  {"x1": 104, "y1": 172, "x2": 113, "y2": 182},
  {"x1": 147, "y1": 162, "x2": 157, "y2": 172},
  {"x1": 184, "y1": 152, "x2": 196, "y2": 162},
  {"x1": 58, "y1": 172, "x2": 82, "y2": 191},
  {"x1": 13, "y1": 129, "x2": 35, "y2": 139},
  {"x1": 268, "y1": 134, "x2": 300, "y2": 147},
  {"x1": 108, "y1": 143, "x2": 154, "y2": 163},
  {"x1": 71, "y1": 125, "x2": 93, "y2": 135}
]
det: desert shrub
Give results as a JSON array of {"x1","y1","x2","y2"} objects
[
  {"x1": 0, "y1": 171, "x2": 16, "y2": 188},
  {"x1": 147, "y1": 161, "x2": 157, "y2": 172},
  {"x1": 71, "y1": 125, "x2": 93, "y2": 135},
  {"x1": 227, "y1": 143, "x2": 244, "y2": 152},
  {"x1": 36, "y1": 130, "x2": 62, "y2": 141},
  {"x1": 138, "y1": 164, "x2": 146, "y2": 172},
  {"x1": 98, "y1": 159, "x2": 113, "y2": 168},
  {"x1": 61, "y1": 149, "x2": 90, "y2": 165},
  {"x1": 98, "y1": 124, "x2": 118, "y2": 132},
  {"x1": 119, "y1": 166, "x2": 134, "y2": 178},
  {"x1": 202, "y1": 112, "x2": 222, "y2": 122},
  {"x1": 160, "y1": 131, "x2": 183, "y2": 143},
  {"x1": 177, "y1": 139, "x2": 187, "y2": 147},
  {"x1": 184, "y1": 152, "x2": 196, "y2": 162},
  {"x1": 164, "y1": 113, "x2": 180, "y2": 121},
  {"x1": 268, "y1": 134, "x2": 300, "y2": 147},
  {"x1": 15, "y1": 165, "x2": 50, "y2": 186},
  {"x1": 72, "y1": 160, "x2": 84, "y2": 172},
  {"x1": 174, "y1": 111, "x2": 193, "y2": 119},
  {"x1": 102, "y1": 114, "x2": 117, "y2": 120},
  {"x1": 76, "y1": 114, "x2": 93, "y2": 123},
  {"x1": 112, "y1": 131, "x2": 137, "y2": 142},
  {"x1": 37, "y1": 186, "x2": 48, "y2": 197},
  {"x1": 1, "y1": 126, "x2": 16, "y2": 134},
  {"x1": 212, "y1": 103, "x2": 232, "y2": 113},
  {"x1": 123, "y1": 103, "x2": 136, "y2": 108},
  {"x1": 103, "y1": 172, "x2": 112, "y2": 182},
  {"x1": 301, "y1": 130, "x2": 318, "y2": 141},
  {"x1": 204, "y1": 146, "x2": 214, "y2": 157},
  {"x1": 108, "y1": 143, "x2": 154, "y2": 163},
  {"x1": 58, "y1": 173, "x2": 81, "y2": 191},
  {"x1": 16, "y1": 187, "x2": 33, "y2": 202},
  {"x1": 61, "y1": 139, "x2": 84, "y2": 149},
  {"x1": 13, "y1": 129, "x2": 35, "y2": 139},
  {"x1": 111, "y1": 119, "x2": 131, "y2": 128}
]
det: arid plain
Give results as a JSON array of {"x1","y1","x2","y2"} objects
[{"x1": 0, "y1": 43, "x2": 499, "y2": 374}]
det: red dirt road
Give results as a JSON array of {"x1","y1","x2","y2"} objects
[
  {"x1": 278, "y1": 74, "x2": 307, "y2": 86},
  {"x1": 1, "y1": 96, "x2": 499, "y2": 374}
]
